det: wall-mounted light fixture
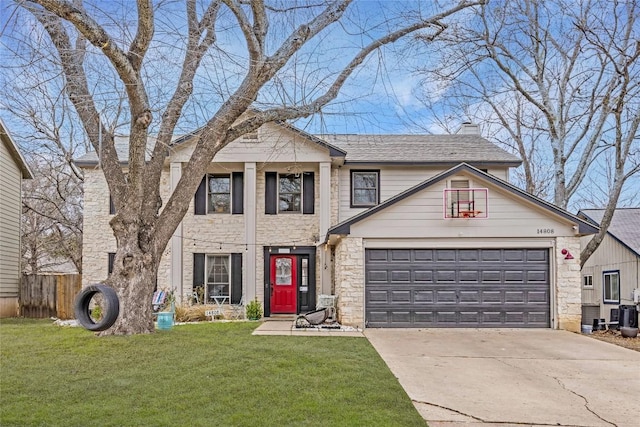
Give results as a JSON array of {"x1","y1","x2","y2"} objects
[{"x1": 561, "y1": 248, "x2": 574, "y2": 260}]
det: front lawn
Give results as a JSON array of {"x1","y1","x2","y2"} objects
[{"x1": 0, "y1": 319, "x2": 424, "y2": 426}]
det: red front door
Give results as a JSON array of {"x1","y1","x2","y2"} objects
[{"x1": 270, "y1": 255, "x2": 297, "y2": 314}]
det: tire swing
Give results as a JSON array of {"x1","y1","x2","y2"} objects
[{"x1": 74, "y1": 284, "x2": 120, "y2": 331}]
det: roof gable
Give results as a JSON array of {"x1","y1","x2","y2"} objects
[
  {"x1": 74, "y1": 121, "x2": 345, "y2": 167},
  {"x1": 579, "y1": 208, "x2": 640, "y2": 256},
  {"x1": 328, "y1": 163, "x2": 598, "y2": 238},
  {"x1": 0, "y1": 118, "x2": 33, "y2": 179}
]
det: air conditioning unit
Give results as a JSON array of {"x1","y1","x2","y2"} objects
[{"x1": 633, "y1": 288, "x2": 640, "y2": 304}]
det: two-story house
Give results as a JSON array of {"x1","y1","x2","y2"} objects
[{"x1": 75, "y1": 122, "x2": 597, "y2": 331}]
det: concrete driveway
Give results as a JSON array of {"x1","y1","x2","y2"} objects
[{"x1": 365, "y1": 329, "x2": 640, "y2": 427}]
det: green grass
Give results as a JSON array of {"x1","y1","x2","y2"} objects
[{"x1": 0, "y1": 319, "x2": 425, "y2": 427}]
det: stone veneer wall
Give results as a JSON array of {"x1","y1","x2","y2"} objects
[
  {"x1": 254, "y1": 167, "x2": 320, "y2": 304},
  {"x1": 334, "y1": 236, "x2": 364, "y2": 328},
  {"x1": 554, "y1": 236, "x2": 582, "y2": 332},
  {"x1": 82, "y1": 168, "x2": 173, "y2": 288}
]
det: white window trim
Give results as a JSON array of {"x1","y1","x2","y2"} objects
[
  {"x1": 603, "y1": 271, "x2": 620, "y2": 304},
  {"x1": 278, "y1": 173, "x2": 303, "y2": 213},
  {"x1": 206, "y1": 254, "x2": 231, "y2": 303},
  {"x1": 582, "y1": 275, "x2": 593, "y2": 288}
]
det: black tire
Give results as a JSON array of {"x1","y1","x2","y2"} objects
[{"x1": 74, "y1": 284, "x2": 120, "y2": 331}]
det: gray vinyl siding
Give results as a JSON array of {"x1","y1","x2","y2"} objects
[
  {"x1": 0, "y1": 140, "x2": 22, "y2": 297},
  {"x1": 580, "y1": 234, "x2": 639, "y2": 322}
]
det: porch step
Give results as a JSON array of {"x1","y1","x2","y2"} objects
[{"x1": 268, "y1": 314, "x2": 296, "y2": 321}]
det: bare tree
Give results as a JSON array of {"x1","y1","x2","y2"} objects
[
  {"x1": 3, "y1": 0, "x2": 480, "y2": 334},
  {"x1": 21, "y1": 158, "x2": 83, "y2": 274},
  {"x1": 412, "y1": 0, "x2": 639, "y2": 265},
  {"x1": 0, "y1": 48, "x2": 87, "y2": 274}
]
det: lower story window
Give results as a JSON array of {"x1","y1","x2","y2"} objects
[
  {"x1": 207, "y1": 255, "x2": 230, "y2": 303},
  {"x1": 603, "y1": 271, "x2": 620, "y2": 304}
]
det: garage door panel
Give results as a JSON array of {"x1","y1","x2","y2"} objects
[
  {"x1": 527, "y1": 250, "x2": 547, "y2": 262},
  {"x1": 436, "y1": 290, "x2": 457, "y2": 303},
  {"x1": 414, "y1": 290, "x2": 434, "y2": 302},
  {"x1": 367, "y1": 250, "x2": 389, "y2": 262},
  {"x1": 388, "y1": 250, "x2": 410, "y2": 262},
  {"x1": 459, "y1": 270, "x2": 480, "y2": 282},
  {"x1": 436, "y1": 250, "x2": 456, "y2": 261},
  {"x1": 368, "y1": 290, "x2": 389, "y2": 303},
  {"x1": 459, "y1": 291, "x2": 480, "y2": 303},
  {"x1": 528, "y1": 291, "x2": 548, "y2": 303},
  {"x1": 390, "y1": 290, "x2": 411, "y2": 303},
  {"x1": 390, "y1": 270, "x2": 411, "y2": 282},
  {"x1": 482, "y1": 271, "x2": 502, "y2": 282},
  {"x1": 527, "y1": 270, "x2": 547, "y2": 282},
  {"x1": 436, "y1": 270, "x2": 456, "y2": 282},
  {"x1": 365, "y1": 248, "x2": 550, "y2": 328},
  {"x1": 414, "y1": 270, "x2": 434, "y2": 282},
  {"x1": 504, "y1": 250, "x2": 525, "y2": 261},
  {"x1": 504, "y1": 271, "x2": 524, "y2": 283},
  {"x1": 367, "y1": 270, "x2": 388, "y2": 283},
  {"x1": 481, "y1": 250, "x2": 502, "y2": 261},
  {"x1": 505, "y1": 291, "x2": 526, "y2": 303}
]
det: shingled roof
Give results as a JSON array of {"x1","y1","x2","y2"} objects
[
  {"x1": 319, "y1": 134, "x2": 521, "y2": 166},
  {"x1": 74, "y1": 126, "x2": 521, "y2": 168},
  {"x1": 579, "y1": 208, "x2": 640, "y2": 256}
]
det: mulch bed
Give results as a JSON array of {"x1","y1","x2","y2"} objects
[{"x1": 587, "y1": 329, "x2": 640, "y2": 352}]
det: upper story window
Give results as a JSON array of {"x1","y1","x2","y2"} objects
[
  {"x1": 208, "y1": 175, "x2": 230, "y2": 213},
  {"x1": 603, "y1": 271, "x2": 620, "y2": 304},
  {"x1": 582, "y1": 275, "x2": 593, "y2": 288},
  {"x1": 195, "y1": 173, "x2": 243, "y2": 215},
  {"x1": 279, "y1": 174, "x2": 301, "y2": 213},
  {"x1": 351, "y1": 170, "x2": 379, "y2": 208},
  {"x1": 265, "y1": 172, "x2": 314, "y2": 215}
]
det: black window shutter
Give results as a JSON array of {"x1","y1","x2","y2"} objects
[
  {"x1": 194, "y1": 176, "x2": 207, "y2": 215},
  {"x1": 108, "y1": 252, "x2": 115, "y2": 274},
  {"x1": 193, "y1": 253, "x2": 205, "y2": 287},
  {"x1": 265, "y1": 172, "x2": 277, "y2": 214},
  {"x1": 109, "y1": 194, "x2": 115, "y2": 214},
  {"x1": 231, "y1": 253, "x2": 243, "y2": 304},
  {"x1": 303, "y1": 172, "x2": 315, "y2": 214},
  {"x1": 232, "y1": 172, "x2": 244, "y2": 214}
]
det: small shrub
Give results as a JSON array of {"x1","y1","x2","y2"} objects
[{"x1": 245, "y1": 299, "x2": 263, "y2": 320}]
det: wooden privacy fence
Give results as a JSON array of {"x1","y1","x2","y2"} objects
[{"x1": 20, "y1": 274, "x2": 82, "y2": 319}]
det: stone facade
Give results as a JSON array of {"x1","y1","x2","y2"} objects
[
  {"x1": 82, "y1": 168, "x2": 174, "y2": 288},
  {"x1": 554, "y1": 236, "x2": 582, "y2": 332},
  {"x1": 254, "y1": 166, "x2": 320, "y2": 303},
  {"x1": 334, "y1": 237, "x2": 364, "y2": 328},
  {"x1": 78, "y1": 127, "x2": 590, "y2": 332}
]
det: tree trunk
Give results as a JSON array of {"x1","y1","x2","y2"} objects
[{"x1": 98, "y1": 228, "x2": 160, "y2": 336}]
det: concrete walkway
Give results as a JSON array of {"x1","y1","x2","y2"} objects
[
  {"x1": 252, "y1": 318, "x2": 364, "y2": 337},
  {"x1": 365, "y1": 328, "x2": 640, "y2": 427}
]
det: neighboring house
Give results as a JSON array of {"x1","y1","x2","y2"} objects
[
  {"x1": 578, "y1": 208, "x2": 640, "y2": 325},
  {"x1": 0, "y1": 119, "x2": 33, "y2": 317},
  {"x1": 75, "y1": 122, "x2": 597, "y2": 331}
]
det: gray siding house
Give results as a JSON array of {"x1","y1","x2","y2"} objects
[
  {"x1": 579, "y1": 208, "x2": 640, "y2": 325},
  {"x1": 76, "y1": 122, "x2": 597, "y2": 331},
  {"x1": 0, "y1": 119, "x2": 33, "y2": 317}
]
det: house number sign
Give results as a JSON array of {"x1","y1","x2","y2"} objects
[{"x1": 537, "y1": 228, "x2": 555, "y2": 235}]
